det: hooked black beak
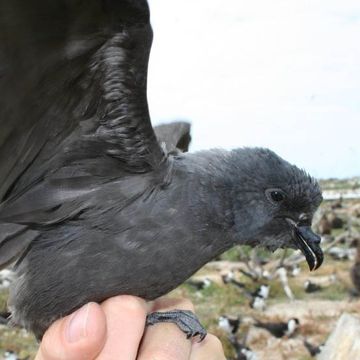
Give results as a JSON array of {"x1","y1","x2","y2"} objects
[{"x1": 286, "y1": 219, "x2": 323, "y2": 271}]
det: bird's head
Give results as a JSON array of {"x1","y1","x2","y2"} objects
[{"x1": 229, "y1": 148, "x2": 323, "y2": 271}]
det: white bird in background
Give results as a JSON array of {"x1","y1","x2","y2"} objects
[{"x1": 276, "y1": 267, "x2": 294, "y2": 300}]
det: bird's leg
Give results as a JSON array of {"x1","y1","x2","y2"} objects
[{"x1": 146, "y1": 310, "x2": 207, "y2": 341}]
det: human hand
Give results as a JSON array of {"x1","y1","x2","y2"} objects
[{"x1": 35, "y1": 295, "x2": 226, "y2": 360}]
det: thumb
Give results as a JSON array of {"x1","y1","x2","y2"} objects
[{"x1": 35, "y1": 302, "x2": 107, "y2": 360}]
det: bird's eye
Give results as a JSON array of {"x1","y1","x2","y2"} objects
[
  {"x1": 265, "y1": 188, "x2": 286, "y2": 204},
  {"x1": 271, "y1": 191, "x2": 284, "y2": 202}
]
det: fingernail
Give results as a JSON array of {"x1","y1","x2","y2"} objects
[{"x1": 66, "y1": 303, "x2": 90, "y2": 343}]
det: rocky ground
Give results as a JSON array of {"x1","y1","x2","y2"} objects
[{"x1": 0, "y1": 179, "x2": 359, "y2": 359}]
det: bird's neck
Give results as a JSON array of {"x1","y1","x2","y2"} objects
[
  {"x1": 186, "y1": 151, "x2": 233, "y2": 220},
  {"x1": 184, "y1": 149, "x2": 267, "y2": 248},
  {"x1": 181, "y1": 151, "x2": 241, "y2": 250}
]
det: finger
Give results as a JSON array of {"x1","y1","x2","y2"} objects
[
  {"x1": 137, "y1": 298, "x2": 194, "y2": 360},
  {"x1": 149, "y1": 297, "x2": 195, "y2": 312},
  {"x1": 36, "y1": 302, "x2": 107, "y2": 360},
  {"x1": 96, "y1": 295, "x2": 147, "y2": 360},
  {"x1": 190, "y1": 334, "x2": 226, "y2": 360}
]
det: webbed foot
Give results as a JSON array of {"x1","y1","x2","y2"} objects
[{"x1": 146, "y1": 309, "x2": 207, "y2": 342}]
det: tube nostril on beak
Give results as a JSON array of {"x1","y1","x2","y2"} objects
[
  {"x1": 313, "y1": 233, "x2": 321, "y2": 245},
  {"x1": 298, "y1": 226, "x2": 321, "y2": 244}
]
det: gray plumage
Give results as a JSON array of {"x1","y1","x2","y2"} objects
[{"x1": 0, "y1": 0, "x2": 323, "y2": 339}]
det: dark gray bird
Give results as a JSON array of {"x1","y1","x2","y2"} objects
[
  {"x1": 0, "y1": 0, "x2": 323, "y2": 339},
  {"x1": 254, "y1": 318, "x2": 300, "y2": 338}
]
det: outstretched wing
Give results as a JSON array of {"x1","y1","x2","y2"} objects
[
  {"x1": 0, "y1": 0, "x2": 164, "y2": 202},
  {"x1": 0, "y1": 0, "x2": 165, "y2": 268},
  {"x1": 154, "y1": 121, "x2": 192, "y2": 153}
]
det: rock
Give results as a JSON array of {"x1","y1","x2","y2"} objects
[{"x1": 318, "y1": 313, "x2": 360, "y2": 360}]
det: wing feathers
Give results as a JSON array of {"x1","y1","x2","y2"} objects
[
  {"x1": 0, "y1": 0, "x2": 165, "y2": 200},
  {"x1": 0, "y1": 0, "x2": 165, "y2": 264},
  {"x1": 0, "y1": 224, "x2": 38, "y2": 269},
  {"x1": 90, "y1": 29, "x2": 164, "y2": 171}
]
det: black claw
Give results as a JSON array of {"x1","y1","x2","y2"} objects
[{"x1": 146, "y1": 309, "x2": 207, "y2": 341}]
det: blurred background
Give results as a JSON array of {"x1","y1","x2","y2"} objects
[
  {"x1": 148, "y1": 0, "x2": 360, "y2": 179},
  {"x1": 1, "y1": 1, "x2": 360, "y2": 359}
]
